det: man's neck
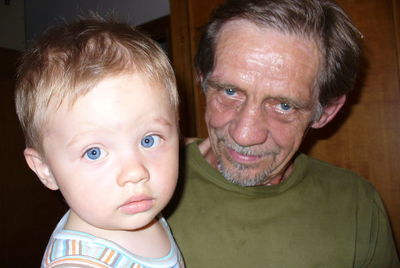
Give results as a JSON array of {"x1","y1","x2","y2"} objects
[{"x1": 264, "y1": 163, "x2": 294, "y2": 186}]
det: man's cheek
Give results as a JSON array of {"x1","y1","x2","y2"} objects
[{"x1": 206, "y1": 104, "x2": 236, "y2": 129}]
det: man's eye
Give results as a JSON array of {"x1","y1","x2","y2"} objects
[
  {"x1": 224, "y1": 88, "x2": 236, "y2": 96},
  {"x1": 278, "y1": 103, "x2": 293, "y2": 112},
  {"x1": 84, "y1": 147, "x2": 106, "y2": 160},
  {"x1": 141, "y1": 135, "x2": 161, "y2": 148}
]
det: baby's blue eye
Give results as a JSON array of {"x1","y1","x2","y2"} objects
[
  {"x1": 141, "y1": 135, "x2": 161, "y2": 148},
  {"x1": 279, "y1": 103, "x2": 293, "y2": 111},
  {"x1": 224, "y1": 88, "x2": 236, "y2": 96},
  {"x1": 85, "y1": 147, "x2": 102, "y2": 160}
]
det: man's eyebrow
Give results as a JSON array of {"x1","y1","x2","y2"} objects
[
  {"x1": 207, "y1": 79, "x2": 237, "y2": 90},
  {"x1": 268, "y1": 96, "x2": 313, "y2": 110},
  {"x1": 207, "y1": 79, "x2": 313, "y2": 110}
]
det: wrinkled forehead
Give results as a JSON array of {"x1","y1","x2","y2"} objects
[
  {"x1": 216, "y1": 18, "x2": 322, "y2": 52},
  {"x1": 215, "y1": 19, "x2": 321, "y2": 65},
  {"x1": 213, "y1": 19, "x2": 321, "y2": 84}
]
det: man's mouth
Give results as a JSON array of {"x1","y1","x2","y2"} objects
[{"x1": 226, "y1": 147, "x2": 263, "y2": 164}]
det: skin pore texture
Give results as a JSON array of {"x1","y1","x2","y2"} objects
[
  {"x1": 202, "y1": 19, "x2": 343, "y2": 186},
  {"x1": 24, "y1": 73, "x2": 179, "y2": 258}
]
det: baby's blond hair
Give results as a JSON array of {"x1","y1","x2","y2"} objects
[{"x1": 15, "y1": 15, "x2": 178, "y2": 153}]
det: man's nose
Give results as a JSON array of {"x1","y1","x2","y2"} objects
[
  {"x1": 228, "y1": 104, "x2": 268, "y2": 147},
  {"x1": 116, "y1": 154, "x2": 149, "y2": 186}
]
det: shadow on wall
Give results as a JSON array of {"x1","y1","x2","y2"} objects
[{"x1": 1, "y1": 48, "x2": 68, "y2": 267}]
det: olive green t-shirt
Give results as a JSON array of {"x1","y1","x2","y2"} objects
[{"x1": 165, "y1": 141, "x2": 399, "y2": 267}]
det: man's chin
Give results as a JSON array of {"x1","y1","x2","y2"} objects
[{"x1": 217, "y1": 160, "x2": 270, "y2": 186}]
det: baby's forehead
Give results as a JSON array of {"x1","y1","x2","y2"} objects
[
  {"x1": 61, "y1": 71, "x2": 163, "y2": 105},
  {"x1": 57, "y1": 72, "x2": 171, "y2": 112},
  {"x1": 40, "y1": 73, "x2": 175, "y2": 140},
  {"x1": 38, "y1": 74, "x2": 177, "y2": 153}
]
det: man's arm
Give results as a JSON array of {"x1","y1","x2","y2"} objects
[{"x1": 361, "y1": 190, "x2": 399, "y2": 267}]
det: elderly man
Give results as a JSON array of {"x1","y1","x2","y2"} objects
[{"x1": 166, "y1": 0, "x2": 399, "y2": 267}]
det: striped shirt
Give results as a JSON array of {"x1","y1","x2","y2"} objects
[{"x1": 41, "y1": 211, "x2": 184, "y2": 267}]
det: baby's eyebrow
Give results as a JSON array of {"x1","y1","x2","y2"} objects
[
  {"x1": 66, "y1": 129, "x2": 100, "y2": 148},
  {"x1": 153, "y1": 117, "x2": 174, "y2": 127}
]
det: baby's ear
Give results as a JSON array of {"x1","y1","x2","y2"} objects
[{"x1": 24, "y1": 148, "x2": 59, "y2": 190}]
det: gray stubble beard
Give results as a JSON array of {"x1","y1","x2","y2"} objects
[{"x1": 216, "y1": 153, "x2": 278, "y2": 187}]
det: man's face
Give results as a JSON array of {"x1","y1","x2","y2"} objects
[{"x1": 205, "y1": 19, "x2": 321, "y2": 186}]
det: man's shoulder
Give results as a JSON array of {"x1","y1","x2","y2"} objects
[
  {"x1": 299, "y1": 153, "x2": 363, "y2": 177},
  {"x1": 296, "y1": 153, "x2": 374, "y2": 191}
]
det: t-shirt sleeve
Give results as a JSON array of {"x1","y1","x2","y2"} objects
[{"x1": 360, "y1": 188, "x2": 399, "y2": 267}]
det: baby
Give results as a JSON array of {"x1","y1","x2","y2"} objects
[{"x1": 15, "y1": 16, "x2": 183, "y2": 267}]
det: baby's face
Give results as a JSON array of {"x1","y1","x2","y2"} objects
[{"x1": 41, "y1": 73, "x2": 179, "y2": 232}]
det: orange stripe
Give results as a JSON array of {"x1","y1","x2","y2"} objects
[
  {"x1": 71, "y1": 240, "x2": 76, "y2": 254},
  {"x1": 48, "y1": 257, "x2": 109, "y2": 268},
  {"x1": 104, "y1": 249, "x2": 116, "y2": 263}
]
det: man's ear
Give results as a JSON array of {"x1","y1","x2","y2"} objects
[
  {"x1": 198, "y1": 72, "x2": 206, "y2": 92},
  {"x1": 24, "y1": 148, "x2": 59, "y2": 190},
  {"x1": 311, "y1": 95, "x2": 346, "y2": 129}
]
